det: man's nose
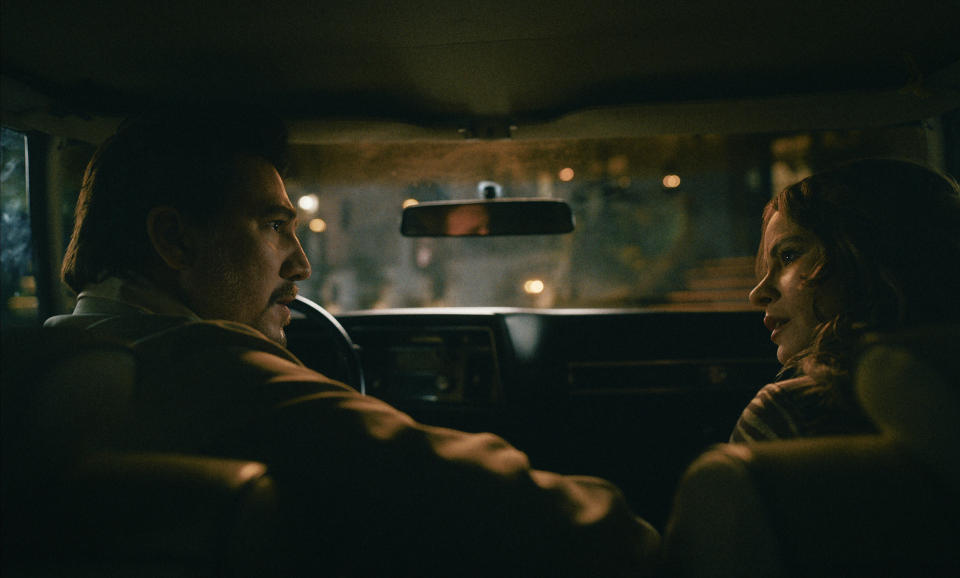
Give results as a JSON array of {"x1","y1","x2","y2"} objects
[{"x1": 282, "y1": 234, "x2": 312, "y2": 281}]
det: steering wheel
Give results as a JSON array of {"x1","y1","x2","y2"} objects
[{"x1": 286, "y1": 295, "x2": 366, "y2": 394}]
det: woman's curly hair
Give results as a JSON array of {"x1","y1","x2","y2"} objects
[{"x1": 757, "y1": 158, "x2": 960, "y2": 405}]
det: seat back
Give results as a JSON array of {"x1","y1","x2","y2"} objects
[
  {"x1": 1, "y1": 327, "x2": 282, "y2": 577},
  {"x1": 661, "y1": 325, "x2": 960, "y2": 577},
  {"x1": 855, "y1": 324, "x2": 960, "y2": 483},
  {"x1": 662, "y1": 437, "x2": 960, "y2": 577},
  {"x1": 1, "y1": 327, "x2": 135, "y2": 490}
]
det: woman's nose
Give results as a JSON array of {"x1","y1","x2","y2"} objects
[{"x1": 749, "y1": 273, "x2": 776, "y2": 306}]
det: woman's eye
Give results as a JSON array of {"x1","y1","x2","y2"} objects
[{"x1": 780, "y1": 248, "x2": 802, "y2": 265}]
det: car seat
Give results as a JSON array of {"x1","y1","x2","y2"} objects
[
  {"x1": 660, "y1": 325, "x2": 960, "y2": 577},
  {"x1": 1, "y1": 327, "x2": 281, "y2": 577}
]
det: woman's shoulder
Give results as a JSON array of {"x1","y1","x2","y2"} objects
[
  {"x1": 733, "y1": 373, "x2": 877, "y2": 442},
  {"x1": 730, "y1": 376, "x2": 825, "y2": 442},
  {"x1": 760, "y1": 375, "x2": 823, "y2": 400},
  {"x1": 756, "y1": 375, "x2": 842, "y2": 422}
]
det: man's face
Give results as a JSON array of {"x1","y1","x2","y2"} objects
[{"x1": 180, "y1": 155, "x2": 311, "y2": 345}]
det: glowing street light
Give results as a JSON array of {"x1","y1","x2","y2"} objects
[
  {"x1": 523, "y1": 279, "x2": 545, "y2": 295},
  {"x1": 298, "y1": 194, "x2": 319, "y2": 213}
]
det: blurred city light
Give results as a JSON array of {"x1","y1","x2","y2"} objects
[
  {"x1": 298, "y1": 194, "x2": 319, "y2": 212},
  {"x1": 662, "y1": 174, "x2": 681, "y2": 188},
  {"x1": 523, "y1": 279, "x2": 545, "y2": 294},
  {"x1": 558, "y1": 167, "x2": 575, "y2": 182},
  {"x1": 309, "y1": 218, "x2": 327, "y2": 233}
]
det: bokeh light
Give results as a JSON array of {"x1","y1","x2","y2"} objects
[
  {"x1": 523, "y1": 279, "x2": 545, "y2": 294},
  {"x1": 662, "y1": 174, "x2": 681, "y2": 188},
  {"x1": 298, "y1": 194, "x2": 319, "y2": 212}
]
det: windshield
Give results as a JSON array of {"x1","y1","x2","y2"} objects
[{"x1": 284, "y1": 123, "x2": 928, "y2": 312}]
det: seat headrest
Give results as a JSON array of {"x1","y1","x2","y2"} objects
[
  {"x1": 855, "y1": 325, "x2": 960, "y2": 481},
  {"x1": 2, "y1": 327, "x2": 137, "y2": 476}
]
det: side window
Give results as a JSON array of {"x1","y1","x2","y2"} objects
[{"x1": 1, "y1": 127, "x2": 36, "y2": 326}]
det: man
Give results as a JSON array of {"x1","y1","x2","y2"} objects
[{"x1": 48, "y1": 105, "x2": 659, "y2": 576}]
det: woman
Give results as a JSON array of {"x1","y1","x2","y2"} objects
[{"x1": 730, "y1": 158, "x2": 960, "y2": 442}]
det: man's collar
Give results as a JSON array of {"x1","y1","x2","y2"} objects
[{"x1": 76, "y1": 275, "x2": 201, "y2": 320}]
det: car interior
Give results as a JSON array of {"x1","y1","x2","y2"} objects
[{"x1": 3, "y1": 0, "x2": 959, "y2": 575}]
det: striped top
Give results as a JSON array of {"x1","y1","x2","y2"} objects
[{"x1": 730, "y1": 375, "x2": 877, "y2": 443}]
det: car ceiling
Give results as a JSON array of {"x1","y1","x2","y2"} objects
[{"x1": 2, "y1": 0, "x2": 959, "y2": 142}]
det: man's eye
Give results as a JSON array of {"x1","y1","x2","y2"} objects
[{"x1": 269, "y1": 220, "x2": 285, "y2": 232}]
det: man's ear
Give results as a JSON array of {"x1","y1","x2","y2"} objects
[{"x1": 146, "y1": 206, "x2": 193, "y2": 270}]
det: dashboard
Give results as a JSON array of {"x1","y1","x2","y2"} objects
[
  {"x1": 333, "y1": 308, "x2": 776, "y2": 401},
  {"x1": 347, "y1": 324, "x2": 501, "y2": 404},
  {"x1": 288, "y1": 307, "x2": 778, "y2": 527}
]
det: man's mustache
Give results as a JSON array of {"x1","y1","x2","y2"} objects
[{"x1": 271, "y1": 282, "x2": 298, "y2": 303}]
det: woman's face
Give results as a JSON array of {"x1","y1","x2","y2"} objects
[{"x1": 749, "y1": 210, "x2": 843, "y2": 364}]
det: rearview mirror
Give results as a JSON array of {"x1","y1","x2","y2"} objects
[{"x1": 401, "y1": 199, "x2": 575, "y2": 237}]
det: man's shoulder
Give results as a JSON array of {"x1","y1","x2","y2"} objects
[
  {"x1": 48, "y1": 312, "x2": 302, "y2": 366},
  {"x1": 143, "y1": 317, "x2": 280, "y2": 345},
  {"x1": 96, "y1": 315, "x2": 356, "y2": 397},
  {"x1": 133, "y1": 317, "x2": 301, "y2": 363}
]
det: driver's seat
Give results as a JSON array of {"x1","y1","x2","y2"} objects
[{"x1": 1, "y1": 327, "x2": 283, "y2": 577}]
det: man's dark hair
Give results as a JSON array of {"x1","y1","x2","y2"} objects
[{"x1": 61, "y1": 103, "x2": 288, "y2": 293}]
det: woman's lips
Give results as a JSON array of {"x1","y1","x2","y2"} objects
[{"x1": 763, "y1": 315, "x2": 789, "y2": 341}]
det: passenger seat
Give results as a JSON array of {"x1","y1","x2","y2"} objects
[{"x1": 660, "y1": 325, "x2": 960, "y2": 577}]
